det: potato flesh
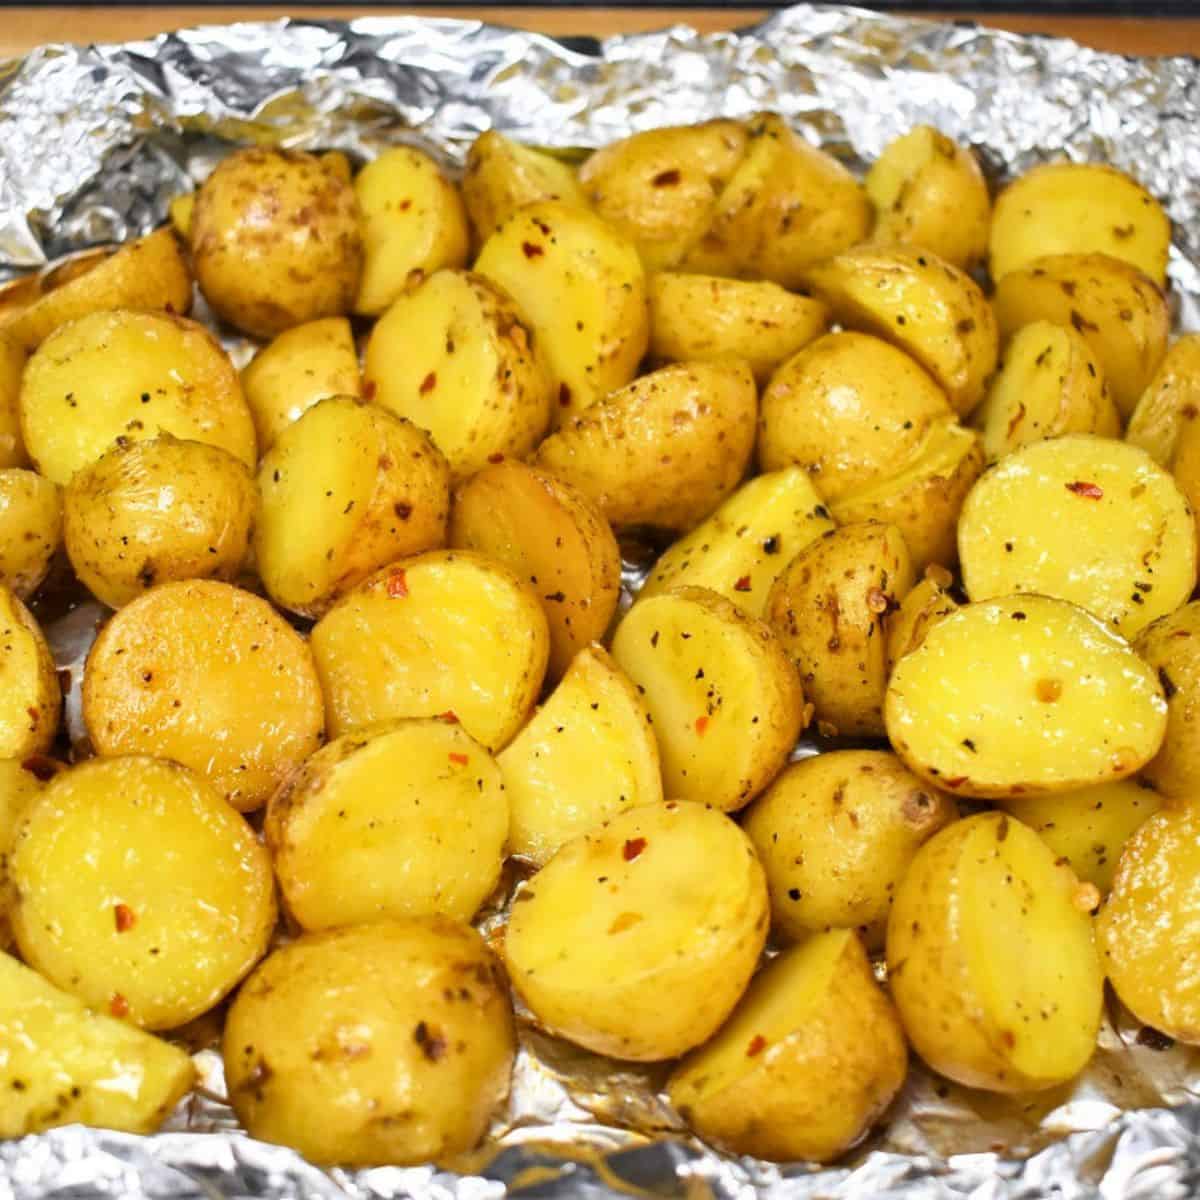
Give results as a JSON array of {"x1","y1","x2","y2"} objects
[
  {"x1": 11, "y1": 756, "x2": 276, "y2": 1030},
  {"x1": 1134, "y1": 600, "x2": 1200, "y2": 799},
  {"x1": 1126, "y1": 334, "x2": 1200, "y2": 467},
  {"x1": 885, "y1": 596, "x2": 1167, "y2": 798},
  {"x1": 0, "y1": 587, "x2": 59, "y2": 759},
  {"x1": 0, "y1": 334, "x2": 27, "y2": 467},
  {"x1": 0, "y1": 469, "x2": 61, "y2": 598},
  {"x1": 500, "y1": 646, "x2": 661, "y2": 866},
  {"x1": 958, "y1": 435, "x2": 1196, "y2": 639},
  {"x1": 885, "y1": 575, "x2": 958, "y2": 669},
  {"x1": 0, "y1": 951, "x2": 195, "y2": 1137},
  {"x1": 887, "y1": 812, "x2": 1103, "y2": 1091}
]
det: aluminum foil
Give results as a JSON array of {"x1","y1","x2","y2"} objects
[{"x1": 4, "y1": 3, "x2": 1200, "y2": 1197}]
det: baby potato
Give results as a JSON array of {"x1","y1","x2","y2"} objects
[
  {"x1": 990, "y1": 162, "x2": 1170, "y2": 286},
  {"x1": 958, "y1": 435, "x2": 1196, "y2": 640},
  {"x1": 1000, "y1": 779, "x2": 1162, "y2": 894},
  {"x1": 0, "y1": 952, "x2": 195, "y2": 1137},
  {"x1": 668, "y1": 930, "x2": 907, "y2": 1163},
  {"x1": 449, "y1": 459, "x2": 619, "y2": 682},
  {"x1": 499, "y1": 645, "x2": 661, "y2": 867},
  {"x1": 267, "y1": 719, "x2": 507, "y2": 929},
  {"x1": 20, "y1": 309, "x2": 256, "y2": 485},
  {"x1": 1097, "y1": 801, "x2": 1200, "y2": 1044},
  {"x1": 533, "y1": 360, "x2": 757, "y2": 532},
  {"x1": 0, "y1": 587, "x2": 59, "y2": 759},
  {"x1": 638, "y1": 468, "x2": 835, "y2": 619},
  {"x1": 224, "y1": 918, "x2": 515, "y2": 1166},
  {"x1": 475, "y1": 201, "x2": 648, "y2": 422},
  {"x1": 84, "y1": 580, "x2": 325, "y2": 811},
  {"x1": 364, "y1": 270, "x2": 553, "y2": 481},
  {"x1": 463, "y1": 130, "x2": 587, "y2": 244},
  {"x1": 0, "y1": 333, "x2": 27, "y2": 467},
  {"x1": 241, "y1": 317, "x2": 361, "y2": 453},
  {"x1": 504, "y1": 801, "x2": 768, "y2": 1061},
  {"x1": 11, "y1": 755, "x2": 276, "y2": 1030},
  {"x1": 648, "y1": 274, "x2": 828, "y2": 385},
  {"x1": 354, "y1": 146, "x2": 469, "y2": 316},
  {"x1": 887, "y1": 812, "x2": 1103, "y2": 1092},
  {"x1": 973, "y1": 321, "x2": 1120, "y2": 461},
  {"x1": 1134, "y1": 601, "x2": 1200, "y2": 800},
  {"x1": 192, "y1": 148, "x2": 362, "y2": 338},
  {"x1": 885, "y1": 571, "x2": 959, "y2": 669},
  {"x1": 1126, "y1": 334, "x2": 1200, "y2": 467},
  {"x1": 311, "y1": 550, "x2": 549, "y2": 750},
  {"x1": 0, "y1": 469, "x2": 60, "y2": 598},
  {"x1": 885, "y1": 596, "x2": 1167, "y2": 799},
  {"x1": 579, "y1": 119, "x2": 748, "y2": 271},
  {"x1": 63, "y1": 436, "x2": 256, "y2": 609},
  {"x1": 766, "y1": 522, "x2": 915, "y2": 738},
  {"x1": 1, "y1": 228, "x2": 192, "y2": 353},
  {"x1": 865, "y1": 126, "x2": 991, "y2": 270},
  {"x1": 1175, "y1": 415, "x2": 1200, "y2": 549},
  {"x1": 758, "y1": 331, "x2": 953, "y2": 500},
  {"x1": 0, "y1": 757, "x2": 62, "y2": 950},
  {"x1": 992, "y1": 252, "x2": 1169, "y2": 417},
  {"x1": 255, "y1": 396, "x2": 449, "y2": 618},
  {"x1": 804, "y1": 244, "x2": 999, "y2": 416},
  {"x1": 744, "y1": 751, "x2": 956, "y2": 949}
]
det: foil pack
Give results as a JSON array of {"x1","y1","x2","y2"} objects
[{"x1": 3, "y1": 4, "x2": 1200, "y2": 1196}]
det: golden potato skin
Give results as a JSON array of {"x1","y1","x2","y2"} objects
[
  {"x1": 1134, "y1": 602, "x2": 1200, "y2": 800},
  {"x1": 1127, "y1": 335, "x2": 1200, "y2": 468},
  {"x1": 224, "y1": 918, "x2": 515, "y2": 1166},
  {"x1": 743, "y1": 751, "x2": 956, "y2": 949},
  {"x1": 668, "y1": 930, "x2": 907, "y2": 1163},
  {"x1": 1175, "y1": 415, "x2": 1200, "y2": 552},
  {"x1": 0, "y1": 757, "x2": 61, "y2": 950},
  {"x1": 0, "y1": 333, "x2": 28, "y2": 467},
  {"x1": 0, "y1": 587, "x2": 60, "y2": 759},
  {"x1": 766, "y1": 522, "x2": 915, "y2": 737},
  {"x1": 533, "y1": 359, "x2": 757, "y2": 532},
  {"x1": 64, "y1": 436, "x2": 256, "y2": 609},
  {"x1": 885, "y1": 572, "x2": 958, "y2": 669},
  {"x1": 84, "y1": 580, "x2": 325, "y2": 811},
  {"x1": 0, "y1": 469, "x2": 61, "y2": 598},
  {"x1": 192, "y1": 148, "x2": 362, "y2": 338},
  {"x1": 504, "y1": 801, "x2": 768, "y2": 1061},
  {"x1": 11, "y1": 756, "x2": 276, "y2": 1030}
]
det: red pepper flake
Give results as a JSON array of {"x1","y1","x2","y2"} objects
[
  {"x1": 438, "y1": 710, "x2": 460, "y2": 724},
  {"x1": 386, "y1": 569, "x2": 409, "y2": 598},
  {"x1": 733, "y1": 575, "x2": 752, "y2": 593},
  {"x1": 109, "y1": 993, "x2": 129, "y2": 1019},
  {"x1": 558, "y1": 383, "x2": 572, "y2": 408},
  {"x1": 746, "y1": 1035, "x2": 767, "y2": 1057},
  {"x1": 448, "y1": 752, "x2": 469, "y2": 766},
  {"x1": 21, "y1": 755, "x2": 57, "y2": 782},
  {"x1": 419, "y1": 372, "x2": 437, "y2": 395},
  {"x1": 521, "y1": 241, "x2": 544, "y2": 259},
  {"x1": 398, "y1": 198, "x2": 412, "y2": 212},
  {"x1": 943, "y1": 775, "x2": 968, "y2": 789},
  {"x1": 487, "y1": 452, "x2": 505, "y2": 464},
  {"x1": 114, "y1": 903, "x2": 136, "y2": 932},
  {"x1": 622, "y1": 837, "x2": 647, "y2": 862},
  {"x1": 652, "y1": 168, "x2": 682, "y2": 187},
  {"x1": 695, "y1": 715, "x2": 710, "y2": 736},
  {"x1": 363, "y1": 379, "x2": 377, "y2": 401},
  {"x1": 1065, "y1": 480, "x2": 1104, "y2": 500}
]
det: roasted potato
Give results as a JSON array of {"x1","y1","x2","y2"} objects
[
  {"x1": 885, "y1": 595, "x2": 1167, "y2": 799},
  {"x1": 803, "y1": 244, "x2": 998, "y2": 415},
  {"x1": 743, "y1": 751, "x2": 956, "y2": 949},
  {"x1": 637, "y1": 467, "x2": 835, "y2": 619},
  {"x1": 240, "y1": 317, "x2": 361, "y2": 453},
  {"x1": 475, "y1": 201, "x2": 648, "y2": 421},
  {"x1": 63, "y1": 435, "x2": 256, "y2": 609},
  {"x1": 758, "y1": 331, "x2": 953, "y2": 499},
  {"x1": 0, "y1": 757, "x2": 61, "y2": 950},
  {"x1": 1126, "y1": 335, "x2": 1200, "y2": 467},
  {"x1": 11, "y1": 755, "x2": 276, "y2": 1030},
  {"x1": 1134, "y1": 601, "x2": 1200, "y2": 800},
  {"x1": 885, "y1": 570, "x2": 959, "y2": 669},
  {"x1": 0, "y1": 951, "x2": 195, "y2": 1136},
  {"x1": 0, "y1": 587, "x2": 59, "y2": 759},
  {"x1": 533, "y1": 359, "x2": 757, "y2": 532},
  {"x1": 990, "y1": 162, "x2": 1170, "y2": 286},
  {"x1": 766, "y1": 522, "x2": 915, "y2": 737},
  {"x1": 504, "y1": 801, "x2": 768, "y2": 1060},
  {"x1": 310, "y1": 550, "x2": 549, "y2": 749},
  {"x1": 648, "y1": 274, "x2": 828, "y2": 385},
  {"x1": 267, "y1": 719, "x2": 507, "y2": 929},
  {"x1": 224, "y1": 918, "x2": 514, "y2": 1165},
  {"x1": 668, "y1": 930, "x2": 907, "y2": 1163},
  {"x1": 499, "y1": 645, "x2": 661, "y2": 866},
  {"x1": 0, "y1": 333, "x2": 27, "y2": 467},
  {"x1": 1175, "y1": 413, "x2": 1200, "y2": 549},
  {"x1": 354, "y1": 145, "x2": 469, "y2": 316},
  {"x1": 255, "y1": 396, "x2": 450, "y2": 618},
  {"x1": 991, "y1": 252, "x2": 1169, "y2": 417},
  {"x1": 865, "y1": 126, "x2": 991, "y2": 270},
  {"x1": 887, "y1": 812, "x2": 1103, "y2": 1092},
  {"x1": 364, "y1": 270, "x2": 553, "y2": 480},
  {"x1": 192, "y1": 148, "x2": 362, "y2": 338},
  {"x1": 0, "y1": 469, "x2": 60, "y2": 598},
  {"x1": 958, "y1": 435, "x2": 1196, "y2": 639},
  {"x1": 84, "y1": 580, "x2": 325, "y2": 811},
  {"x1": 20, "y1": 309, "x2": 257, "y2": 485}
]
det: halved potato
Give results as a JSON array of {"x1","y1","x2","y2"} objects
[
  {"x1": 0, "y1": 469, "x2": 60, "y2": 598},
  {"x1": 499, "y1": 645, "x2": 661, "y2": 866},
  {"x1": 887, "y1": 812, "x2": 1103, "y2": 1092},
  {"x1": 611, "y1": 587, "x2": 806, "y2": 813},
  {"x1": 1126, "y1": 334, "x2": 1200, "y2": 467},
  {"x1": 255, "y1": 396, "x2": 449, "y2": 618},
  {"x1": 885, "y1": 571, "x2": 959, "y2": 669},
  {"x1": 958, "y1": 435, "x2": 1197, "y2": 639},
  {"x1": 885, "y1": 595, "x2": 1168, "y2": 798},
  {"x1": 0, "y1": 333, "x2": 27, "y2": 467},
  {"x1": 504, "y1": 801, "x2": 768, "y2": 1061},
  {"x1": 310, "y1": 550, "x2": 549, "y2": 749},
  {"x1": 1175, "y1": 415, "x2": 1200, "y2": 551},
  {"x1": 0, "y1": 587, "x2": 59, "y2": 758},
  {"x1": 0, "y1": 757, "x2": 62, "y2": 950},
  {"x1": 1134, "y1": 601, "x2": 1200, "y2": 800}
]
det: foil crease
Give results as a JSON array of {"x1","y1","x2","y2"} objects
[{"x1": 3, "y1": 3, "x2": 1200, "y2": 1196}]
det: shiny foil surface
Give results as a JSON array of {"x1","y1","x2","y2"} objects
[{"x1": 3, "y1": 4, "x2": 1200, "y2": 1196}]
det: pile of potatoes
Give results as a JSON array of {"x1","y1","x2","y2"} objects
[{"x1": 0, "y1": 111, "x2": 1197, "y2": 1171}]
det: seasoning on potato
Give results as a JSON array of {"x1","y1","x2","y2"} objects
[
  {"x1": 1134, "y1": 600, "x2": 1200, "y2": 800},
  {"x1": 1126, "y1": 334, "x2": 1200, "y2": 467},
  {"x1": 0, "y1": 468, "x2": 60, "y2": 598},
  {"x1": 0, "y1": 586, "x2": 60, "y2": 759}
]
